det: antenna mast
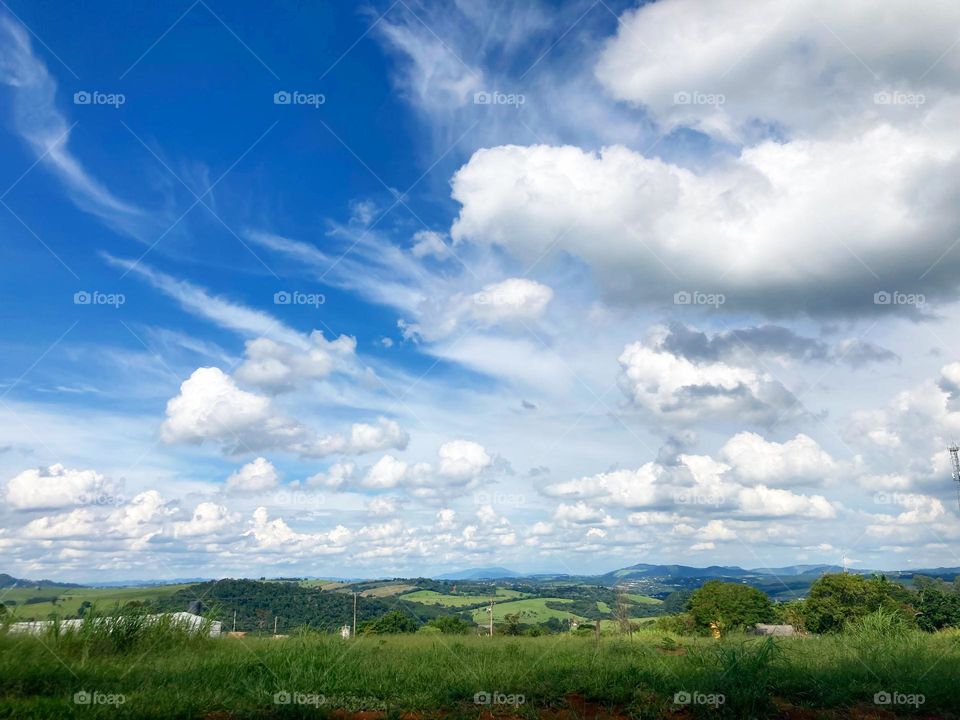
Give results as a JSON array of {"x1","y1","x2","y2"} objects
[{"x1": 949, "y1": 444, "x2": 960, "y2": 512}]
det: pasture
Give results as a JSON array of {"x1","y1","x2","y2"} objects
[
  {"x1": 0, "y1": 585, "x2": 191, "y2": 621},
  {"x1": 2, "y1": 625, "x2": 958, "y2": 718},
  {"x1": 401, "y1": 587, "x2": 527, "y2": 608},
  {"x1": 469, "y1": 597, "x2": 583, "y2": 624}
]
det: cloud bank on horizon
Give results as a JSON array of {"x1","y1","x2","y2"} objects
[{"x1": 2, "y1": 0, "x2": 960, "y2": 581}]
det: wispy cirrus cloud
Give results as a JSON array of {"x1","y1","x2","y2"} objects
[{"x1": 0, "y1": 16, "x2": 148, "y2": 236}]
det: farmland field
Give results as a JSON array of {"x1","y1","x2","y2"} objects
[
  {"x1": 360, "y1": 583, "x2": 417, "y2": 597},
  {"x1": 626, "y1": 594, "x2": 662, "y2": 605},
  {"x1": 469, "y1": 597, "x2": 583, "y2": 624},
  {"x1": 402, "y1": 587, "x2": 527, "y2": 607},
  {"x1": 2, "y1": 628, "x2": 958, "y2": 718},
  {"x1": 0, "y1": 585, "x2": 191, "y2": 621},
  {"x1": 298, "y1": 580, "x2": 348, "y2": 590}
]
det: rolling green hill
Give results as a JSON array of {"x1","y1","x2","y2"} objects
[
  {"x1": 2, "y1": 584, "x2": 191, "y2": 620},
  {"x1": 469, "y1": 597, "x2": 584, "y2": 624}
]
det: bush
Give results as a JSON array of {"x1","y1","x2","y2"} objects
[
  {"x1": 804, "y1": 574, "x2": 911, "y2": 633},
  {"x1": 655, "y1": 613, "x2": 695, "y2": 635},
  {"x1": 847, "y1": 606, "x2": 910, "y2": 640},
  {"x1": 359, "y1": 610, "x2": 418, "y2": 634},
  {"x1": 424, "y1": 615, "x2": 472, "y2": 634},
  {"x1": 498, "y1": 612, "x2": 523, "y2": 636},
  {"x1": 914, "y1": 583, "x2": 960, "y2": 631},
  {"x1": 705, "y1": 637, "x2": 782, "y2": 717},
  {"x1": 770, "y1": 600, "x2": 807, "y2": 632},
  {"x1": 686, "y1": 580, "x2": 774, "y2": 632}
]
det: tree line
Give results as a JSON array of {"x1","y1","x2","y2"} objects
[{"x1": 657, "y1": 573, "x2": 960, "y2": 634}]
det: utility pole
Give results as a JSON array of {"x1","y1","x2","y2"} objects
[
  {"x1": 233, "y1": 609, "x2": 237, "y2": 632},
  {"x1": 489, "y1": 598, "x2": 494, "y2": 637},
  {"x1": 353, "y1": 592, "x2": 357, "y2": 637},
  {"x1": 949, "y1": 444, "x2": 960, "y2": 512},
  {"x1": 274, "y1": 616, "x2": 278, "y2": 635},
  {"x1": 615, "y1": 586, "x2": 632, "y2": 639}
]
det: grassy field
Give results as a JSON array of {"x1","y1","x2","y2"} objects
[
  {"x1": 0, "y1": 585, "x2": 191, "y2": 620},
  {"x1": 469, "y1": 598, "x2": 583, "y2": 624},
  {"x1": 296, "y1": 581, "x2": 419, "y2": 597},
  {"x1": 297, "y1": 580, "x2": 352, "y2": 591},
  {"x1": 626, "y1": 594, "x2": 662, "y2": 605},
  {"x1": 2, "y1": 626, "x2": 959, "y2": 718},
  {"x1": 402, "y1": 588, "x2": 526, "y2": 608},
  {"x1": 359, "y1": 584, "x2": 417, "y2": 598}
]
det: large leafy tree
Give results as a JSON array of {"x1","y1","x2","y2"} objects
[
  {"x1": 686, "y1": 580, "x2": 774, "y2": 631},
  {"x1": 803, "y1": 574, "x2": 910, "y2": 633},
  {"x1": 913, "y1": 581, "x2": 960, "y2": 631}
]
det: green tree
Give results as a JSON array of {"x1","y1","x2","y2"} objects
[
  {"x1": 803, "y1": 573, "x2": 909, "y2": 633},
  {"x1": 360, "y1": 610, "x2": 418, "y2": 634},
  {"x1": 773, "y1": 600, "x2": 807, "y2": 632},
  {"x1": 425, "y1": 615, "x2": 472, "y2": 634},
  {"x1": 686, "y1": 580, "x2": 774, "y2": 632},
  {"x1": 914, "y1": 584, "x2": 960, "y2": 631},
  {"x1": 498, "y1": 612, "x2": 523, "y2": 636},
  {"x1": 661, "y1": 589, "x2": 693, "y2": 614}
]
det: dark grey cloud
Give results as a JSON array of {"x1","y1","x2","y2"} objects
[
  {"x1": 655, "y1": 431, "x2": 699, "y2": 466},
  {"x1": 660, "y1": 322, "x2": 898, "y2": 368}
]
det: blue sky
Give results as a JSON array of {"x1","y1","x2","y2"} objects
[{"x1": 3, "y1": 0, "x2": 960, "y2": 582}]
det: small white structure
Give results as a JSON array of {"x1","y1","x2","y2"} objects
[
  {"x1": 7, "y1": 612, "x2": 221, "y2": 638},
  {"x1": 340, "y1": 624, "x2": 351, "y2": 639},
  {"x1": 753, "y1": 623, "x2": 796, "y2": 637}
]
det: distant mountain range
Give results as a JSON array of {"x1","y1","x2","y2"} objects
[
  {"x1": 7, "y1": 563, "x2": 960, "y2": 588},
  {"x1": 0, "y1": 573, "x2": 82, "y2": 589},
  {"x1": 601, "y1": 563, "x2": 864, "y2": 580},
  {"x1": 434, "y1": 563, "x2": 960, "y2": 583},
  {"x1": 435, "y1": 566, "x2": 523, "y2": 580}
]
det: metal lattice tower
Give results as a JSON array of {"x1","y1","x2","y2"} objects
[{"x1": 949, "y1": 445, "x2": 960, "y2": 512}]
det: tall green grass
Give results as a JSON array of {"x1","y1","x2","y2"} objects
[
  {"x1": 2, "y1": 619, "x2": 958, "y2": 718},
  {"x1": 43, "y1": 606, "x2": 215, "y2": 658}
]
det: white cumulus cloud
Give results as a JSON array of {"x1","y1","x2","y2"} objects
[
  {"x1": 5, "y1": 464, "x2": 119, "y2": 510},
  {"x1": 226, "y1": 457, "x2": 280, "y2": 494}
]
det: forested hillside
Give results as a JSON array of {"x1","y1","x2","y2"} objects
[{"x1": 153, "y1": 580, "x2": 446, "y2": 632}]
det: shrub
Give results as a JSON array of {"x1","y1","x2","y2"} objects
[
  {"x1": 498, "y1": 612, "x2": 523, "y2": 636},
  {"x1": 804, "y1": 574, "x2": 911, "y2": 633},
  {"x1": 686, "y1": 581, "x2": 774, "y2": 632},
  {"x1": 846, "y1": 606, "x2": 910, "y2": 640},
  {"x1": 425, "y1": 615, "x2": 472, "y2": 634},
  {"x1": 913, "y1": 583, "x2": 960, "y2": 631},
  {"x1": 359, "y1": 610, "x2": 418, "y2": 634},
  {"x1": 655, "y1": 613, "x2": 695, "y2": 635}
]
